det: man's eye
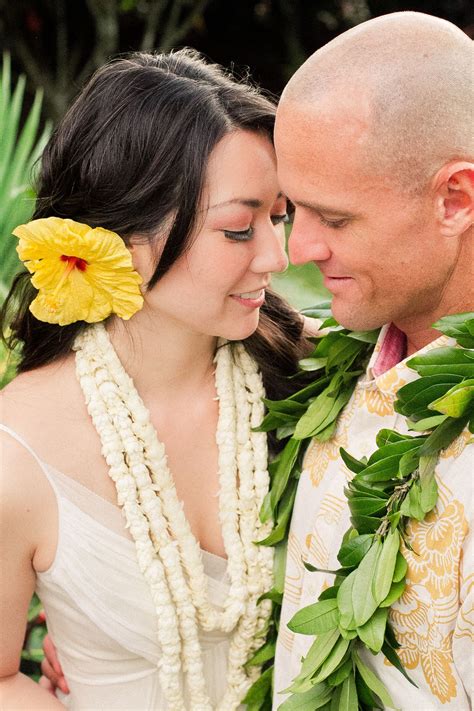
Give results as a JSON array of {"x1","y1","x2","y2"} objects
[
  {"x1": 224, "y1": 228, "x2": 254, "y2": 241},
  {"x1": 319, "y1": 215, "x2": 349, "y2": 229},
  {"x1": 271, "y1": 214, "x2": 290, "y2": 226}
]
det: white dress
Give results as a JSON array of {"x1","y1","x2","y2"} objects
[{"x1": 1, "y1": 424, "x2": 240, "y2": 711}]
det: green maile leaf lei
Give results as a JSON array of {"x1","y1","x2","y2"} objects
[{"x1": 243, "y1": 307, "x2": 474, "y2": 711}]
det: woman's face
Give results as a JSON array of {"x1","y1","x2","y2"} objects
[{"x1": 131, "y1": 130, "x2": 289, "y2": 341}]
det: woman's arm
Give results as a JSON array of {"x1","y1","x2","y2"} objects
[{"x1": 0, "y1": 433, "x2": 65, "y2": 709}]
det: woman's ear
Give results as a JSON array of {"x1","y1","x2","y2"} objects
[{"x1": 433, "y1": 161, "x2": 474, "y2": 237}]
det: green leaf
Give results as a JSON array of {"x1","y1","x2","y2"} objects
[
  {"x1": 294, "y1": 378, "x2": 353, "y2": 440},
  {"x1": 298, "y1": 357, "x2": 328, "y2": 372},
  {"x1": 400, "y1": 481, "x2": 425, "y2": 520},
  {"x1": 356, "y1": 608, "x2": 389, "y2": 653},
  {"x1": 326, "y1": 657, "x2": 353, "y2": 686},
  {"x1": 257, "y1": 589, "x2": 283, "y2": 605},
  {"x1": 432, "y1": 312, "x2": 474, "y2": 340},
  {"x1": 243, "y1": 666, "x2": 273, "y2": 708},
  {"x1": 299, "y1": 629, "x2": 341, "y2": 679},
  {"x1": 337, "y1": 569, "x2": 357, "y2": 629},
  {"x1": 319, "y1": 586, "x2": 339, "y2": 601},
  {"x1": 269, "y1": 438, "x2": 302, "y2": 512},
  {"x1": 339, "y1": 626, "x2": 357, "y2": 641},
  {"x1": 339, "y1": 447, "x2": 367, "y2": 474},
  {"x1": 273, "y1": 542, "x2": 288, "y2": 595},
  {"x1": 287, "y1": 599, "x2": 339, "y2": 635},
  {"x1": 347, "y1": 480, "x2": 387, "y2": 499},
  {"x1": 245, "y1": 639, "x2": 276, "y2": 667},
  {"x1": 398, "y1": 448, "x2": 420, "y2": 477},
  {"x1": 429, "y1": 380, "x2": 474, "y2": 418},
  {"x1": 348, "y1": 497, "x2": 386, "y2": 516},
  {"x1": 408, "y1": 414, "x2": 448, "y2": 431},
  {"x1": 326, "y1": 337, "x2": 363, "y2": 371},
  {"x1": 379, "y1": 579, "x2": 405, "y2": 607},
  {"x1": 355, "y1": 671, "x2": 379, "y2": 707},
  {"x1": 375, "y1": 429, "x2": 413, "y2": 447},
  {"x1": 349, "y1": 514, "x2": 381, "y2": 534},
  {"x1": 330, "y1": 685, "x2": 342, "y2": 711},
  {"x1": 353, "y1": 649, "x2": 397, "y2": 708},
  {"x1": 381, "y1": 642, "x2": 418, "y2": 687},
  {"x1": 264, "y1": 398, "x2": 307, "y2": 417},
  {"x1": 339, "y1": 671, "x2": 358, "y2": 711},
  {"x1": 258, "y1": 478, "x2": 298, "y2": 546},
  {"x1": 311, "y1": 637, "x2": 351, "y2": 684},
  {"x1": 351, "y1": 539, "x2": 382, "y2": 627},
  {"x1": 337, "y1": 534, "x2": 374, "y2": 568},
  {"x1": 419, "y1": 415, "x2": 469, "y2": 456},
  {"x1": 300, "y1": 301, "x2": 333, "y2": 320},
  {"x1": 392, "y1": 552, "x2": 408, "y2": 583},
  {"x1": 346, "y1": 329, "x2": 380, "y2": 344},
  {"x1": 278, "y1": 684, "x2": 332, "y2": 710},
  {"x1": 372, "y1": 528, "x2": 400, "y2": 605},
  {"x1": 419, "y1": 470, "x2": 438, "y2": 514}
]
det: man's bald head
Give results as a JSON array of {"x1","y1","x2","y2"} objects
[{"x1": 280, "y1": 12, "x2": 473, "y2": 189}]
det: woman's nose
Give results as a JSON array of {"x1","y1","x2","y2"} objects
[{"x1": 251, "y1": 227, "x2": 289, "y2": 274}]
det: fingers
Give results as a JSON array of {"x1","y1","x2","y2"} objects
[
  {"x1": 41, "y1": 636, "x2": 70, "y2": 694},
  {"x1": 38, "y1": 675, "x2": 55, "y2": 694}
]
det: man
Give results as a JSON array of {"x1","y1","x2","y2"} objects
[{"x1": 273, "y1": 11, "x2": 473, "y2": 709}]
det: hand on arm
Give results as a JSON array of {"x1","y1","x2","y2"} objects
[{"x1": 39, "y1": 634, "x2": 69, "y2": 696}]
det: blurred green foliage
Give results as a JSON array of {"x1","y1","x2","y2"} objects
[{"x1": 0, "y1": 53, "x2": 52, "y2": 301}]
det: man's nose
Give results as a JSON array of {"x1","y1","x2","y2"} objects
[{"x1": 288, "y1": 216, "x2": 331, "y2": 265}]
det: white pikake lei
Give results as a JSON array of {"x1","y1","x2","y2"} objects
[{"x1": 73, "y1": 323, "x2": 274, "y2": 710}]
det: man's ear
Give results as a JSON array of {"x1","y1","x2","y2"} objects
[{"x1": 433, "y1": 161, "x2": 474, "y2": 237}]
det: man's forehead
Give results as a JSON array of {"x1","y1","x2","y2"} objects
[{"x1": 276, "y1": 90, "x2": 373, "y2": 142}]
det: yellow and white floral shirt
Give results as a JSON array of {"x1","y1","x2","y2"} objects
[{"x1": 273, "y1": 326, "x2": 473, "y2": 710}]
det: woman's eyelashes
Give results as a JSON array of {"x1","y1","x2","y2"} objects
[{"x1": 224, "y1": 214, "x2": 289, "y2": 242}]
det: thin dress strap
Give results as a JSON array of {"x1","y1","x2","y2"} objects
[{"x1": 0, "y1": 423, "x2": 61, "y2": 497}]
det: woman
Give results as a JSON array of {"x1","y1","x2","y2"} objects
[{"x1": 0, "y1": 50, "x2": 310, "y2": 709}]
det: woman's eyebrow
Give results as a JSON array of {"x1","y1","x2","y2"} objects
[{"x1": 209, "y1": 192, "x2": 284, "y2": 210}]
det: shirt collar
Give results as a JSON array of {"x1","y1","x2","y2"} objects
[{"x1": 365, "y1": 324, "x2": 453, "y2": 396}]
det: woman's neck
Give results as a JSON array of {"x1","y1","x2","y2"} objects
[{"x1": 106, "y1": 309, "x2": 218, "y2": 399}]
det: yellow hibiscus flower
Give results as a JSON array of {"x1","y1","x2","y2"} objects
[{"x1": 14, "y1": 217, "x2": 144, "y2": 326}]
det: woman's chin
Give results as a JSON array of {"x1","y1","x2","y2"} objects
[{"x1": 217, "y1": 314, "x2": 260, "y2": 342}]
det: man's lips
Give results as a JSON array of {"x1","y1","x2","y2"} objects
[{"x1": 322, "y1": 275, "x2": 354, "y2": 292}]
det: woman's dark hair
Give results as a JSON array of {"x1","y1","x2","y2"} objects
[{"x1": 2, "y1": 49, "x2": 310, "y2": 431}]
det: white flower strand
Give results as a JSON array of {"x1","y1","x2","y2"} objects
[
  {"x1": 75, "y1": 333, "x2": 185, "y2": 709},
  {"x1": 74, "y1": 325, "x2": 272, "y2": 710},
  {"x1": 86, "y1": 329, "x2": 211, "y2": 709},
  {"x1": 98, "y1": 326, "x2": 246, "y2": 636},
  {"x1": 92, "y1": 331, "x2": 266, "y2": 708}
]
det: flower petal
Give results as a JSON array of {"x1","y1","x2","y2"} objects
[{"x1": 15, "y1": 217, "x2": 144, "y2": 325}]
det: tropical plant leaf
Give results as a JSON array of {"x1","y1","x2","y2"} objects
[
  {"x1": 288, "y1": 599, "x2": 339, "y2": 635},
  {"x1": 243, "y1": 665, "x2": 273, "y2": 709},
  {"x1": 339, "y1": 671, "x2": 359, "y2": 711},
  {"x1": 278, "y1": 684, "x2": 332, "y2": 710},
  {"x1": 351, "y1": 539, "x2": 382, "y2": 627},
  {"x1": 356, "y1": 608, "x2": 389, "y2": 654},
  {"x1": 337, "y1": 534, "x2": 374, "y2": 568},
  {"x1": 353, "y1": 649, "x2": 397, "y2": 708}
]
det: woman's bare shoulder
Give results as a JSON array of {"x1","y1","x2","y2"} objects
[{"x1": 1, "y1": 355, "x2": 78, "y2": 423}]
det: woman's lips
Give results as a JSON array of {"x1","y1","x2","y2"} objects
[{"x1": 230, "y1": 288, "x2": 266, "y2": 309}]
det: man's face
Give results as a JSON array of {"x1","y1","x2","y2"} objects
[{"x1": 275, "y1": 100, "x2": 460, "y2": 332}]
